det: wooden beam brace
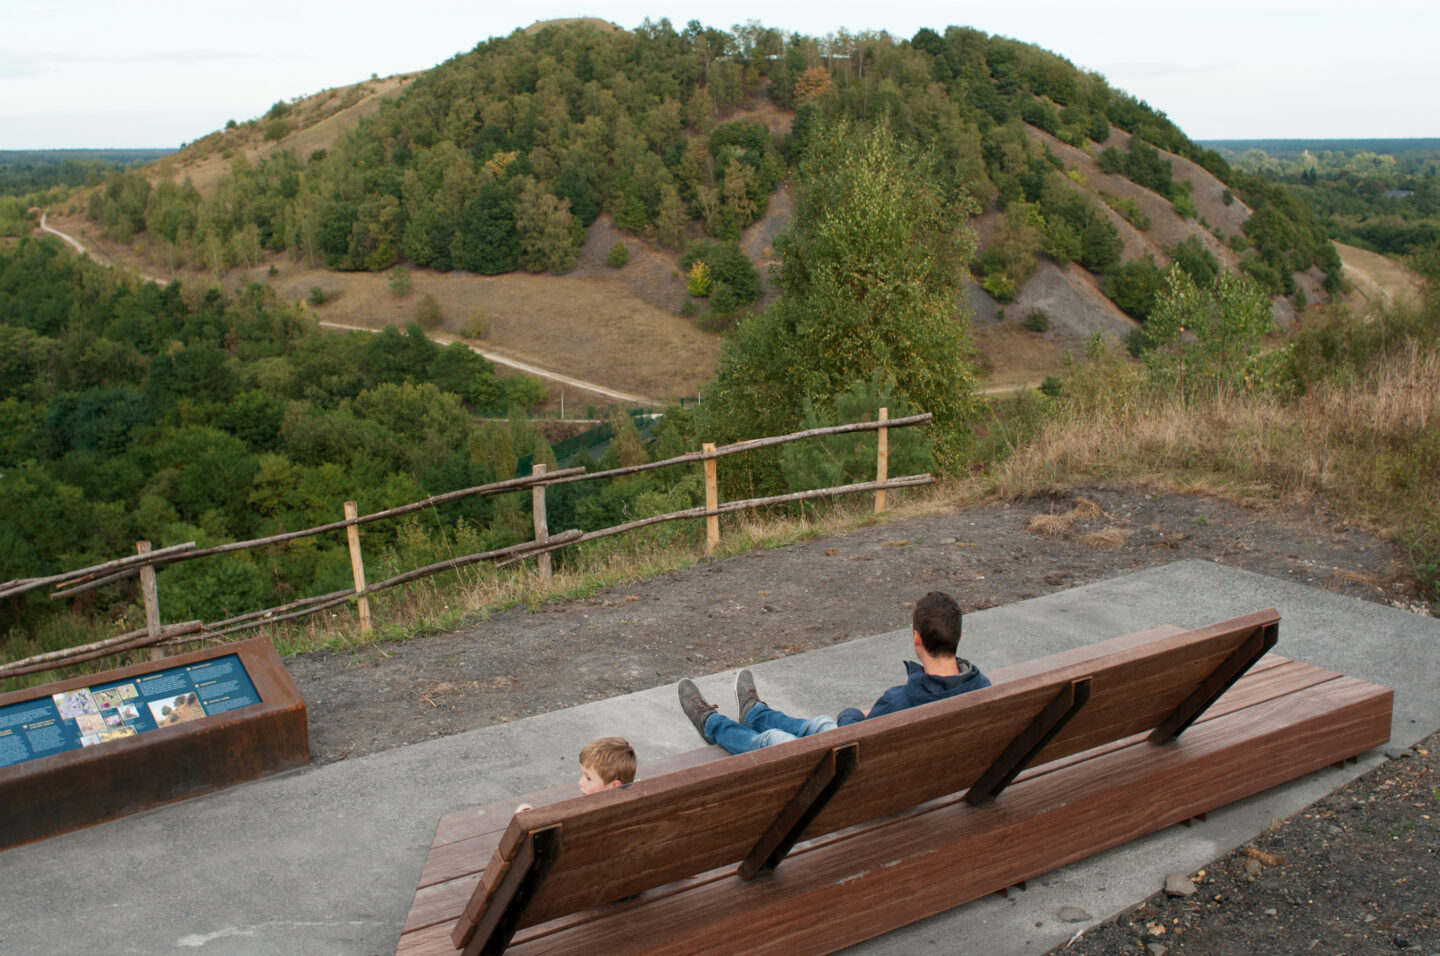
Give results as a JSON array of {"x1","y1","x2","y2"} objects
[
  {"x1": 455, "y1": 824, "x2": 563, "y2": 956},
  {"x1": 1149, "y1": 620, "x2": 1278, "y2": 745},
  {"x1": 965, "y1": 677, "x2": 1092, "y2": 806},
  {"x1": 740, "y1": 743, "x2": 860, "y2": 880}
]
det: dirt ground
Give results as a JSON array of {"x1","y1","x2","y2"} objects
[{"x1": 283, "y1": 485, "x2": 1436, "y2": 953}]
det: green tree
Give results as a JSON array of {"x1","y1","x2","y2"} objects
[
  {"x1": 656, "y1": 183, "x2": 686, "y2": 249},
  {"x1": 388, "y1": 265, "x2": 413, "y2": 297},
  {"x1": 1138, "y1": 269, "x2": 1274, "y2": 398},
  {"x1": 779, "y1": 372, "x2": 932, "y2": 493},
  {"x1": 515, "y1": 180, "x2": 577, "y2": 274},
  {"x1": 686, "y1": 259, "x2": 712, "y2": 297},
  {"x1": 701, "y1": 120, "x2": 981, "y2": 474},
  {"x1": 607, "y1": 241, "x2": 630, "y2": 267}
]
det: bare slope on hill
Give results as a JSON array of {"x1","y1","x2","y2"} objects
[{"x1": 155, "y1": 75, "x2": 410, "y2": 196}]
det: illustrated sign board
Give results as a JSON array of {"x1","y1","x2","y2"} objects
[
  {"x1": 0, "y1": 637, "x2": 307, "y2": 851},
  {"x1": 0, "y1": 653, "x2": 261, "y2": 768}
]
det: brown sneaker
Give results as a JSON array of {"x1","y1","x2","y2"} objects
[
  {"x1": 735, "y1": 669, "x2": 763, "y2": 724},
  {"x1": 677, "y1": 679, "x2": 718, "y2": 743}
]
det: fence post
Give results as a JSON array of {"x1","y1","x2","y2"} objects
[
  {"x1": 532, "y1": 464, "x2": 551, "y2": 583},
  {"x1": 875, "y1": 407, "x2": 889, "y2": 514},
  {"x1": 136, "y1": 541, "x2": 163, "y2": 661},
  {"x1": 343, "y1": 501, "x2": 371, "y2": 634},
  {"x1": 703, "y1": 442, "x2": 719, "y2": 554}
]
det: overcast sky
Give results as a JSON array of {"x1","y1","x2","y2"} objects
[{"x1": 3, "y1": 1, "x2": 1436, "y2": 150}]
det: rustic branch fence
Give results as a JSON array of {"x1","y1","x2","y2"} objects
[{"x1": 0, "y1": 411, "x2": 931, "y2": 680}]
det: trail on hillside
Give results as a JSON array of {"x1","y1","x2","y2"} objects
[
  {"x1": 36, "y1": 213, "x2": 656, "y2": 406},
  {"x1": 315, "y1": 320, "x2": 656, "y2": 405}
]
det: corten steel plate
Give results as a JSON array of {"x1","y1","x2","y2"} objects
[{"x1": 0, "y1": 637, "x2": 309, "y2": 851}]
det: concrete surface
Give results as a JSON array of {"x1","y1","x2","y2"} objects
[{"x1": 0, "y1": 560, "x2": 1435, "y2": 956}]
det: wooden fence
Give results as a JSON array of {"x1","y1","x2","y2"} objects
[{"x1": 0, "y1": 411, "x2": 931, "y2": 680}]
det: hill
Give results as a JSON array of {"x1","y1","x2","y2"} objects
[{"x1": 35, "y1": 19, "x2": 1388, "y2": 402}]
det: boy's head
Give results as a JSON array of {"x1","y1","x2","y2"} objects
[
  {"x1": 912, "y1": 591, "x2": 963, "y2": 659},
  {"x1": 578, "y1": 736, "x2": 636, "y2": 795}
]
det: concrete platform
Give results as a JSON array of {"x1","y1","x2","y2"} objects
[{"x1": 0, "y1": 560, "x2": 1435, "y2": 955}]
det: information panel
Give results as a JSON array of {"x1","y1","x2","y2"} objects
[{"x1": 0, "y1": 654, "x2": 261, "y2": 769}]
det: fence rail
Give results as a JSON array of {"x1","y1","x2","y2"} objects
[{"x1": 2, "y1": 411, "x2": 931, "y2": 681}]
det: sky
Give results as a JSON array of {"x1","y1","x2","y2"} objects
[{"x1": 2, "y1": 1, "x2": 1437, "y2": 150}]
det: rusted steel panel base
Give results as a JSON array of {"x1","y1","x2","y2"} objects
[{"x1": 0, "y1": 638, "x2": 308, "y2": 850}]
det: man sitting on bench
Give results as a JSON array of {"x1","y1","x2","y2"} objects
[{"x1": 678, "y1": 590, "x2": 992, "y2": 754}]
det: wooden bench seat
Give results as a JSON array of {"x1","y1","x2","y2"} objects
[{"x1": 396, "y1": 611, "x2": 1393, "y2": 955}]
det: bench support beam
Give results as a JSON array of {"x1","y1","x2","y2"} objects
[
  {"x1": 966, "y1": 678, "x2": 1092, "y2": 806},
  {"x1": 1149, "y1": 620, "x2": 1278, "y2": 744},
  {"x1": 740, "y1": 743, "x2": 859, "y2": 880},
  {"x1": 455, "y1": 824, "x2": 562, "y2": 956}
]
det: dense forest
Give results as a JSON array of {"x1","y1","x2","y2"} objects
[{"x1": 0, "y1": 236, "x2": 710, "y2": 643}]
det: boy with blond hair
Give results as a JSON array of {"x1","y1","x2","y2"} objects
[{"x1": 577, "y1": 736, "x2": 636, "y2": 794}]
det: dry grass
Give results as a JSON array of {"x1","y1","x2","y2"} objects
[
  {"x1": 992, "y1": 339, "x2": 1440, "y2": 557},
  {"x1": 1079, "y1": 527, "x2": 1133, "y2": 549},
  {"x1": 973, "y1": 320, "x2": 1072, "y2": 392},
  {"x1": 160, "y1": 76, "x2": 409, "y2": 195},
  {"x1": 1336, "y1": 242, "x2": 1426, "y2": 312},
  {"x1": 1026, "y1": 512, "x2": 1075, "y2": 536},
  {"x1": 277, "y1": 267, "x2": 720, "y2": 404}
]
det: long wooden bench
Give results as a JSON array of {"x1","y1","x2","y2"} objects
[{"x1": 396, "y1": 609, "x2": 1392, "y2": 955}]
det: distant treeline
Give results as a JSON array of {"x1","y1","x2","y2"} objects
[
  {"x1": 0, "y1": 150, "x2": 176, "y2": 199},
  {"x1": 1204, "y1": 140, "x2": 1440, "y2": 259},
  {"x1": 1201, "y1": 139, "x2": 1440, "y2": 162}
]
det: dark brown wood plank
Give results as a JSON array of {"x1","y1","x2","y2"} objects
[
  {"x1": 1150, "y1": 617, "x2": 1278, "y2": 743},
  {"x1": 456, "y1": 825, "x2": 562, "y2": 955},
  {"x1": 739, "y1": 743, "x2": 859, "y2": 879},
  {"x1": 966, "y1": 677, "x2": 1090, "y2": 804},
  {"x1": 402, "y1": 873, "x2": 481, "y2": 935}
]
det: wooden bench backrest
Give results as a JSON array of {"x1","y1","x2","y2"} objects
[{"x1": 455, "y1": 609, "x2": 1279, "y2": 952}]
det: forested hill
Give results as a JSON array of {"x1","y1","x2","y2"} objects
[{"x1": 81, "y1": 18, "x2": 1340, "y2": 325}]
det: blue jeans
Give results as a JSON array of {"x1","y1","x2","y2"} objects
[{"x1": 703, "y1": 702, "x2": 838, "y2": 755}]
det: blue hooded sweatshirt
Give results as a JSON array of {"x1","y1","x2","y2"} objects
[{"x1": 836, "y1": 658, "x2": 991, "y2": 726}]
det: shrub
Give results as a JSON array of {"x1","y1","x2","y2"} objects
[
  {"x1": 607, "y1": 241, "x2": 629, "y2": 267},
  {"x1": 686, "y1": 260, "x2": 711, "y2": 297},
  {"x1": 983, "y1": 272, "x2": 1017, "y2": 303},
  {"x1": 416, "y1": 293, "x2": 443, "y2": 329},
  {"x1": 388, "y1": 265, "x2": 413, "y2": 297},
  {"x1": 1222, "y1": 188, "x2": 1234, "y2": 206},
  {"x1": 680, "y1": 240, "x2": 761, "y2": 305},
  {"x1": 680, "y1": 296, "x2": 697, "y2": 316},
  {"x1": 709, "y1": 280, "x2": 738, "y2": 315},
  {"x1": 308, "y1": 287, "x2": 326, "y2": 305},
  {"x1": 263, "y1": 118, "x2": 291, "y2": 142},
  {"x1": 1173, "y1": 195, "x2": 1197, "y2": 219},
  {"x1": 1024, "y1": 309, "x2": 1051, "y2": 332}
]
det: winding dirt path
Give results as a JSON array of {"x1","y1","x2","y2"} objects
[
  {"x1": 36, "y1": 212, "x2": 654, "y2": 405},
  {"x1": 315, "y1": 320, "x2": 655, "y2": 405}
]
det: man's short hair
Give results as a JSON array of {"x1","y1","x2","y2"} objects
[
  {"x1": 912, "y1": 591, "x2": 962, "y2": 658},
  {"x1": 579, "y1": 736, "x2": 636, "y2": 786}
]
